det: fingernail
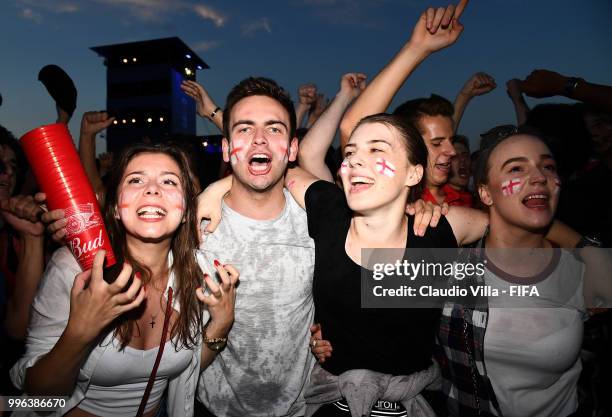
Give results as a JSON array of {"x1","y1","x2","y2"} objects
[
  {"x1": 196, "y1": 286, "x2": 202, "y2": 291},
  {"x1": 214, "y1": 259, "x2": 221, "y2": 267},
  {"x1": 135, "y1": 271, "x2": 141, "y2": 280}
]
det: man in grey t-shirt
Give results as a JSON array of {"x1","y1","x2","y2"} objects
[{"x1": 195, "y1": 77, "x2": 315, "y2": 416}]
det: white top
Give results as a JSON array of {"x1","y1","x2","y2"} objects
[
  {"x1": 78, "y1": 338, "x2": 192, "y2": 416},
  {"x1": 196, "y1": 189, "x2": 316, "y2": 417},
  {"x1": 483, "y1": 249, "x2": 586, "y2": 417},
  {"x1": 11, "y1": 247, "x2": 202, "y2": 417}
]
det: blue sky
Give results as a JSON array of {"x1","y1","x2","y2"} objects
[{"x1": 1, "y1": 0, "x2": 611, "y2": 152}]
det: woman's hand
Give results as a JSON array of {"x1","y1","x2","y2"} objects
[
  {"x1": 196, "y1": 261, "x2": 239, "y2": 338},
  {"x1": 66, "y1": 250, "x2": 145, "y2": 344}
]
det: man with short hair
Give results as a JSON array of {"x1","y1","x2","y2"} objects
[
  {"x1": 393, "y1": 94, "x2": 460, "y2": 205},
  {"x1": 195, "y1": 77, "x2": 316, "y2": 416}
]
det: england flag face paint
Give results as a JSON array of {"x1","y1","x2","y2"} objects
[
  {"x1": 229, "y1": 138, "x2": 247, "y2": 166},
  {"x1": 501, "y1": 178, "x2": 523, "y2": 196},
  {"x1": 340, "y1": 159, "x2": 349, "y2": 175},
  {"x1": 376, "y1": 158, "x2": 396, "y2": 178}
]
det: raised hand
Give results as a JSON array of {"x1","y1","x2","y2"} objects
[
  {"x1": 80, "y1": 111, "x2": 114, "y2": 138},
  {"x1": 298, "y1": 83, "x2": 318, "y2": 107},
  {"x1": 309, "y1": 93, "x2": 329, "y2": 121},
  {"x1": 460, "y1": 72, "x2": 496, "y2": 98},
  {"x1": 66, "y1": 250, "x2": 144, "y2": 344},
  {"x1": 0, "y1": 195, "x2": 45, "y2": 237},
  {"x1": 181, "y1": 80, "x2": 219, "y2": 119},
  {"x1": 339, "y1": 73, "x2": 367, "y2": 101},
  {"x1": 409, "y1": 0, "x2": 468, "y2": 54},
  {"x1": 519, "y1": 69, "x2": 567, "y2": 98},
  {"x1": 506, "y1": 78, "x2": 524, "y2": 100}
]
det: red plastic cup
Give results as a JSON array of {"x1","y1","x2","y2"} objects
[{"x1": 20, "y1": 123, "x2": 116, "y2": 271}]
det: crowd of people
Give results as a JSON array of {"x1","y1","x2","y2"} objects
[{"x1": 1, "y1": 0, "x2": 612, "y2": 416}]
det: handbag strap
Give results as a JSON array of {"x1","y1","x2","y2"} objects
[{"x1": 135, "y1": 287, "x2": 173, "y2": 417}]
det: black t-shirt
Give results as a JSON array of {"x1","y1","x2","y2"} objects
[{"x1": 305, "y1": 180, "x2": 458, "y2": 376}]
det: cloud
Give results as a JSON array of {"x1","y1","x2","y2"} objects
[
  {"x1": 241, "y1": 18, "x2": 271, "y2": 36},
  {"x1": 95, "y1": 0, "x2": 227, "y2": 26},
  {"x1": 192, "y1": 40, "x2": 221, "y2": 52},
  {"x1": 16, "y1": 0, "x2": 79, "y2": 22},
  {"x1": 13, "y1": 0, "x2": 226, "y2": 27},
  {"x1": 19, "y1": 8, "x2": 42, "y2": 23},
  {"x1": 193, "y1": 5, "x2": 226, "y2": 27}
]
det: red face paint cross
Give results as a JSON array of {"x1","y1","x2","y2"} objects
[
  {"x1": 376, "y1": 158, "x2": 396, "y2": 178},
  {"x1": 501, "y1": 178, "x2": 522, "y2": 196}
]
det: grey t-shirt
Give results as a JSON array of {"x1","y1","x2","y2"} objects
[{"x1": 196, "y1": 189, "x2": 316, "y2": 416}]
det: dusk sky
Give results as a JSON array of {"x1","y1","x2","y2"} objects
[{"x1": 1, "y1": 0, "x2": 611, "y2": 152}]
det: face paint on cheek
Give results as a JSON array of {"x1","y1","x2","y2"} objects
[
  {"x1": 280, "y1": 146, "x2": 288, "y2": 163},
  {"x1": 340, "y1": 159, "x2": 349, "y2": 175},
  {"x1": 229, "y1": 138, "x2": 247, "y2": 166},
  {"x1": 229, "y1": 147, "x2": 244, "y2": 165},
  {"x1": 118, "y1": 187, "x2": 139, "y2": 217},
  {"x1": 376, "y1": 158, "x2": 396, "y2": 178},
  {"x1": 501, "y1": 178, "x2": 523, "y2": 196},
  {"x1": 553, "y1": 177, "x2": 562, "y2": 194},
  {"x1": 164, "y1": 188, "x2": 185, "y2": 213}
]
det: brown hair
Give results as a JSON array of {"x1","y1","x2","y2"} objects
[
  {"x1": 104, "y1": 143, "x2": 203, "y2": 350},
  {"x1": 353, "y1": 113, "x2": 428, "y2": 203},
  {"x1": 392, "y1": 94, "x2": 454, "y2": 134},
  {"x1": 222, "y1": 77, "x2": 296, "y2": 140}
]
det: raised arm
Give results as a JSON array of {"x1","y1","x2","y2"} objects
[
  {"x1": 299, "y1": 73, "x2": 366, "y2": 181},
  {"x1": 453, "y1": 72, "x2": 496, "y2": 131},
  {"x1": 520, "y1": 69, "x2": 612, "y2": 114},
  {"x1": 181, "y1": 80, "x2": 223, "y2": 131},
  {"x1": 296, "y1": 83, "x2": 317, "y2": 128},
  {"x1": 79, "y1": 111, "x2": 114, "y2": 205},
  {"x1": 339, "y1": 0, "x2": 468, "y2": 150},
  {"x1": 506, "y1": 79, "x2": 530, "y2": 126},
  {"x1": 1, "y1": 195, "x2": 45, "y2": 340}
]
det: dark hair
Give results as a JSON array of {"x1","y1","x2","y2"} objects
[
  {"x1": 104, "y1": 143, "x2": 203, "y2": 350},
  {"x1": 452, "y1": 134, "x2": 470, "y2": 152},
  {"x1": 392, "y1": 94, "x2": 454, "y2": 133},
  {"x1": 353, "y1": 113, "x2": 428, "y2": 202},
  {"x1": 0, "y1": 124, "x2": 27, "y2": 194},
  {"x1": 474, "y1": 125, "x2": 552, "y2": 191},
  {"x1": 223, "y1": 77, "x2": 296, "y2": 140}
]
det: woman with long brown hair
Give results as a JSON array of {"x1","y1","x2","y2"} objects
[{"x1": 11, "y1": 143, "x2": 238, "y2": 417}]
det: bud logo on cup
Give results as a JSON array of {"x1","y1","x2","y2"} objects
[
  {"x1": 64, "y1": 203, "x2": 103, "y2": 236},
  {"x1": 20, "y1": 123, "x2": 116, "y2": 271}
]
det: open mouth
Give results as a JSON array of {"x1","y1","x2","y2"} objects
[
  {"x1": 522, "y1": 193, "x2": 549, "y2": 210},
  {"x1": 137, "y1": 206, "x2": 167, "y2": 219},
  {"x1": 349, "y1": 176, "x2": 374, "y2": 193},
  {"x1": 435, "y1": 162, "x2": 451, "y2": 173},
  {"x1": 248, "y1": 153, "x2": 272, "y2": 175},
  {"x1": 457, "y1": 168, "x2": 469, "y2": 178}
]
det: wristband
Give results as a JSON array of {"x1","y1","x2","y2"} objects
[
  {"x1": 210, "y1": 107, "x2": 221, "y2": 119},
  {"x1": 564, "y1": 77, "x2": 581, "y2": 97}
]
